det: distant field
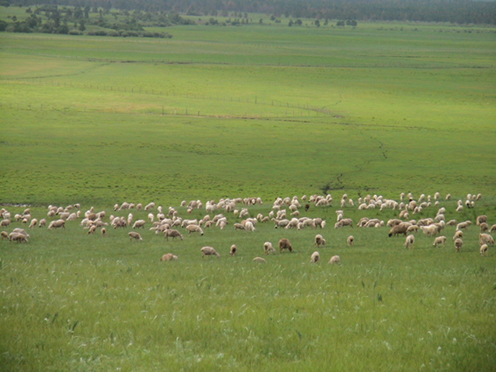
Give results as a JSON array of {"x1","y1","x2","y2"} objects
[
  {"x1": 0, "y1": 21, "x2": 495, "y2": 204},
  {"x1": 0, "y1": 17, "x2": 496, "y2": 372}
]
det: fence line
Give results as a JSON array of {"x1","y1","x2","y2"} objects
[
  {"x1": 0, "y1": 101, "x2": 332, "y2": 119},
  {"x1": 3, "y1": 79, "x2": 335, "y2": 117}
]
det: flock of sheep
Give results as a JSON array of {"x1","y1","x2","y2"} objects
[{"x1": 1, "y1": 191, "x2": 494, "y2": 263}]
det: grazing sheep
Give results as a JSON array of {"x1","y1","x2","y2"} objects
[
  {"x1": 476, "y1": 215, "x2": 488, "y2": 226},
  {"x1": 253, "y1": 257, "x2": 267, "y2": 263},
  {"x1": 201, "y1": 246, "x2": 220, "y2": 259},
  {"x1": 480, "y1": 244, "x2": 488, "y2": 257},
  {"x1": 278, "y1": 238, "x2": 293, "y2": 253},
  {"x1": 233, "y1": 223, "x2": 245, "y2": 230},
  {"x1": 404, "y1": 234, "x2": 415, "y2": 249},
  {"x1": 314, "y1": 234, "x2": 326, "y2": 247},
  {"x1": 132, "y1": 220, "x2": 146, "y2": 229},
  {"x1": 161, "y1": 253, "x2": 178, "y2": 261},
  {"x1": 88, "y1": 225, "x2": 97, "y2": 234},
  {"x1": 405, "y1": 224, "x2": 418, "y2": 233},
  {"x1": 38, "y1": 218, "x2": 47, "y2": 228},
  {"x1": 101, "y1": 228, "x2": 107, "y2": 236},
  {"x1": 433, "y1": 236, "x2": 447, "y2": 247},
  {"x1": 334, "y1": 218, "x2": 353, "y2": 228},
  {"x1": 0, "y1": 219, "x2": 11, "y2": 227},
  {"x1": 454, "y1": 238, "x2": 463, "y2": 252},
  {"x1": 244, "y1": 220, "x2": 256, "y2": 232},
  {"x1": 186, "y1": 224, "x2": 204, "y2": 235},
  {"x1": 164, "y1": 229, "x2": 184, "y2": 241},
  {"x1": 230, "y1": 245, "x2": 237, "y2": 256},
  {"x1": 479, "y1": 233, "x2": 495, "y2": 246},
  {"x1": 28, "y1": 218, "x2": 38, "y2": 228},
  {"x1": 388, "y1": 223, "x2": 410, "y2": 237},
  {"x1": 1, "y1": 231, "x2": 9, "y2": 240},
  {"x1": 453, "y1": 230, "x2": 463, "y2": 240},
  {"x1": 446, "y1": 219, "x2": 458, "y2": 227},
  {"x1": 128, "y1": 231, "x2": 143, "y2": 241},
  {"x1": 144, "y1": 202, "x2": 155, "y2": 211},
  {"x1": 9, "y1": 232, "x2": 29, "y2": 243},
  {"x1": 420, "y1": 224, "x2": 441, "y2": 237},
  {"x1": 480, "y1": 223, "x2": 489, "y2": 232},
  {"x1": 264, "y1": 242, "x2": 276, "y2": 255},
  {"x1": 456, "y1": 221, "x2": 472, "y2": 231},
  {"x1": 347, "y1": 235, "x2": 354, "y2": 246},
  {"x1": 329, "y1": 255, "x2": 341, "y2": 264},
  {"x1": 48, "y1": 219, "x2": 65, "y2": 230},
  {"x1": 310, "y1": 251, "x2": 320, "y2": 263},
  {"x1": 490, "y1": 224, "x2": 496, "y2": 233}
]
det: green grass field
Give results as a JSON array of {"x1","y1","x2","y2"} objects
[{"x1": 1, "y1": 17, "x2": 496, "y2": 371}]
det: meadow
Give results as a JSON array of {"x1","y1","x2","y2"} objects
[{"x1": 1, "y1": 15, "x2": 496, "y2": 371}]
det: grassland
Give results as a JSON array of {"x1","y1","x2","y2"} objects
[{"x1": 0, "y1": 15, "x2": 496, "y2": 372}]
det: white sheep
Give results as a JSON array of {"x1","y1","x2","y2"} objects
[
  {"x1": 433, "y1": 236, "x2": 447, "y2": 247},
  {"x1": 0, "y1": 219, "x2": 11, "y2": 227},
  {"x1": 310, "y1": 251, "x2": 320, "y2": 263},
  {"x1": 161, "y1": 253, "x2": 178, "y2": 261},
  {"x1": 329, "y1": 255, "x2": 341, "y2": 264},
  {"x1": 456, "y1": 221, "x2": 472, "y2": 231},
  {"x1": 186, "y1": 224, "x2": 204, "y2": 235},
  {"x1": 128, "y1": 231, "x2": 143, "y2": 241},
  {"x1": 48, "y1": 219, "x2": 65, "y2": 230},
  {"x1": 244, "y1": 220, "x2": 256, "y2": 232},
  {"x1": 201, "y1": 246, "x2": 220, "y2": 259},
  {"x1": 404, "y1": 234, "x2": 415, "y2": 249},
  {"x1": 479, "y1": 233, "x2": 495, "y2": 246},
  {"x1": 454, "y1": 238, "x2": 463, "y2": 252},
  {"x1": 264, "y1": 242, "x2": 276, "y2": 255},
  {"x1": 132, "y1": 220, "x2": 146, "y2": 229},
  {"x1": 314, "y1": 234, "x2": 326, "y2": 247},
  {"x1": 28, "y1": 218, "x2": 38, "y2": 228},
  {"x1": 334, "y1": 218, "x2": 353, "y2": 228},
  {"x1": 230, "y1": 245, "x2": 237, "y2": 256},
  {"x1": 164, "y1": 229, "x2": 184, "y2": 241},
  {"x1": 347, "y1": 235, "x2": 354, "y2": 246},
  {"x1": 253, "y1": 257, "x2": 267, "y2": 263},
  {"x1": 480, "y1": 244, "x2": 488, "y2": 256}
]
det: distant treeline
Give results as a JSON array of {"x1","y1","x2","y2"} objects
[{"x1": 3, "y1": 0, "x2": 496, "y2": 25}]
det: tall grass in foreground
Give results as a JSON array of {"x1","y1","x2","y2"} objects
[{"x1": 0, "y1": 201, "x2": 495, "y2": 371}]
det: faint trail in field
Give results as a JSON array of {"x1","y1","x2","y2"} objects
[{"x1": 0, "y1": 62, "x2": 109, "y2": 81}]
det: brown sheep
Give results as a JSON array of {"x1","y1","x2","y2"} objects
[
  {"x1": 278, "y1": 238, "x2": 293, "y2": 253},
  {"x1": 388, "y1": 223, "x2": 410, "y2": 237}
]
